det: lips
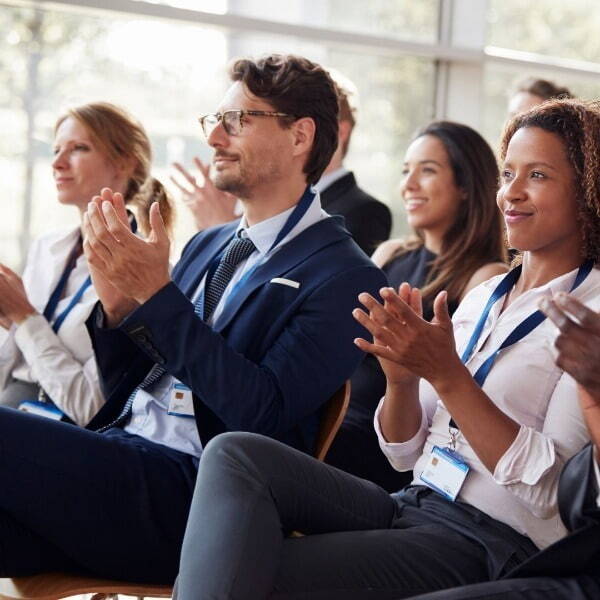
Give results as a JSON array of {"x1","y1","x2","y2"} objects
[
  {"x1": 405, "y1": 198, "x2": 427, "y2": 211},
  {"x1": 55, "y1": 177, "x2": 73, "y2": 185},
  {"x1": 504, "y1": 209, "x2": 533, "y2": 224}
]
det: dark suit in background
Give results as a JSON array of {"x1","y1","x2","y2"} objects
[
  {"x1": 407, "y1": 443, "x2": 600, "y2": 599},
  {"x1": 320, "y1": 171, "x2": 392, "y2": 256}
]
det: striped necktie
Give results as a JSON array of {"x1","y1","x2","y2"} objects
[{"x1": 96, "y1": 234, "x2": 256, "y2": 433}]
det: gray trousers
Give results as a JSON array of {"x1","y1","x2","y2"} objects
[
  {"x1": 175, "y1": 432, "x2": 537, "y2": 600},
  {"x1": 407, "y1": 576, "x2": 600, "y2": 599}
]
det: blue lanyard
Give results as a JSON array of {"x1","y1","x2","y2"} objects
[
  {"x1": 42, "y1": 237, "x2": 92, "y2": 333},
  {"x1": 448, "y1": 260, "x2": 593, "y2": 430},
  {"x1": 198, "y1": 186, "x2": 315, "y2": 319}
]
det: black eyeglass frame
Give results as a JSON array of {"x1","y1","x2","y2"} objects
[{"x1": 198, "y1": 109, "x2": 296, "y2": 137}]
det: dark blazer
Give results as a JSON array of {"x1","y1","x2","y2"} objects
[
  {"x1": 86, "y1": 216, "x2": 387, "y2": 453},
  {"x1": 320, "y1": 172, "x2": 391, "y2": 256},
  {"x1": 506, "y1": 443, "x2": 600, "y2": 579}
]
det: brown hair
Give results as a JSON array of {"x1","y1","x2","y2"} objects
[
  {"x1": 229, "y1": 54, "x2": 339, "y2": 184},
  {"x1": 500, "y1": 98, "x2": 600, "y2": 262},
  {"x1": 390, "y1": 121, "x2": 507, "y2": 305},
  {"x1": 55, "y1": 102, "x2": 174, "y2": 236},
  {"x1": 514, "y1": 77, "x2": 573, "y2": 101},
  {"x1": 334, "y1": 80, "x2": 357, "y2": 158}
]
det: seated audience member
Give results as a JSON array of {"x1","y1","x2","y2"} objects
[
  {"x1": 325, "y1": 121, "x2": 507, "y2": 491},
  {"x1": 173, "y1": 98, "x2": 600, "y2": 600},
  {"x1": 171, "y1": 72, "x2": 391, "y2": 255},
  {"x1": 508, "y1": 76, "x2": 573, "y2": 118},
  {"x1": 406, "y1": 293, "x2": 600, "y2": 599},
  {"x1": 313, "y1": 72, "x2": 391, "y2": 255},
  {"x1": 0, "y1": 54, "x2": 385, "y2": 584},
  {"x1": 0, "y1": 102, "x2": 172, "y2": 426}
]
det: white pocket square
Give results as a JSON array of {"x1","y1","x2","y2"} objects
[{"x1": 270, "y1": 277, "x2": 300, "y2": 289}]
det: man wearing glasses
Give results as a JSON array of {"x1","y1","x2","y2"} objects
[{"x1": 0, "y1": 54, "x2": 385, "y2": 584}]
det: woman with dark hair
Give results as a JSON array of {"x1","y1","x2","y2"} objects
[
  {"x1": 326, "y1": 121, "x2": 507, "y2": 491},
  {"x1": 173, "y1": 98, "x2": 600, "y2": 599},
  {"x1": 508, "y1": 76, "x2": 573, "y2": 118},
  {"x1": 0, "y1": 101, "x2": 173, "y2": 425}
]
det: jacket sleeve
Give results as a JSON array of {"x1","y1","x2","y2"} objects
[{"x1": 116, "y1": 264, "x2": 387, "y2": 436}]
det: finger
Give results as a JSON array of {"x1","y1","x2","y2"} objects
[
  {"x1": 539, "y1": 297, "x2": 572, "y2": 332},
  {"x1": 352, "y1": 307, "x2": 407, "y2": 348},
  {"x1": 111, "y1": 192, "x2": 129, "y2": 227},
  {"x1": 354, "y1": 337, "x2": 398, "y2": 362},
  {"x1": 169, "y1": 174, "x2": 192, "y2": 195},
  {"x1": 172, "y1": 162, "x2": 197, "y2": 186},
  {"x1": 82, "y1": 213, "x2": 111, "y2": 265},
  {"x1": 0, "y1": 264, "x2": 20, "y2": 283},
  {"x1": 102, "y1": 201, "x2": 133, "y2": 242},
  {"x1": 555, "y1": 292, "x2": 600, "y2": 334},
  {"x1": 431, "y1": 291, "x2": 451, "y2": 326},
  {"x1": 379, "y1": 287, "x2": 420, "y2": 325},
  {"x1": 149, "y1": 202, "x2": 170, "y2": 245},
  {"x1": 410, "y1": 287, "x2": 423, "y2": 319},
  {"x1": 87, "y1": 203, "x2": 118, "y2": 255},
  {"x1": 397, "y1": 282, "x2": 411, "y2": 305},
  {"x1": 359, "y1": 292, "x2": 403, "y2": 328},
  {"x1": 193, "y1": 157, "x2": 210, "y2": 179}
]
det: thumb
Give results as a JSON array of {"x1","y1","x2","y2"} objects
[
  {"x1": 431, "y1": 291, "x2": 451, "y2": 327},
  {"x1": 149, "y1": 202, "x2": 169, "y2": 247}
]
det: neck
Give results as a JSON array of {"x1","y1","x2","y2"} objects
[
  {"x1": 516, "y1": 245, "x2": 585, "y2": 294},
  {"x1": 241, "y1": 176, "x2": 308, "y2": 226},
  {"x1": 423, "y1": 229, "x2": 445, "y2": 255},
  {"x1": 322, "y1": 156, "x2": 343, "y2": 176}
]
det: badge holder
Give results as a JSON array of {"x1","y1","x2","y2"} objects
[
  {"x1": 19, "y1": 388, "x2": 65, "y2": 421},
  {"x1": 167, "y1": 382, "x2": 195, "y2": 418},
  {"x1": 420, "y1": 426, "x2": 470, "y2": 502}
]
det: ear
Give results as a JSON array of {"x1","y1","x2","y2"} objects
[
  {"x1": 338, "y1": 119, "x2": 352, "y2": 147},
  {"x1": 290, "y1": 117, "x2": 316, "y2": 158}
]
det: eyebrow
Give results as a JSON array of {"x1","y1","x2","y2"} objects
[
  {"x1": 503, "y1": 161, "x2": 558, "y2": 171},
  {"x1": 403, "y1": 159, "x2": 443, "y2": 167}
]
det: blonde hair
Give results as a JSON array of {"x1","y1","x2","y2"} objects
[{"x1": 55, "y1": 102, "x2": 174, "y2": 236}]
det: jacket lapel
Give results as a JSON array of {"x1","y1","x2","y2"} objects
[{"x1": 214, "y1": 216, "x2": 349, "y2": 332}]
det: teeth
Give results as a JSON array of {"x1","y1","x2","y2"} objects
[{"x1": 406, "y1": 199, "x2": 426, "y2": 210}]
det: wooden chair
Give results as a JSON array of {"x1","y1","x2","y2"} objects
[{"x1": 0, "y1": 381, "x2": 351, "y2": 600}]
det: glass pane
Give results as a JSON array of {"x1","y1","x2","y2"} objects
[
  {"x1": 482, "y1": 62, "x2": 600, "y2": 149},
  {"x1": 487, "y1": 0, "x2": 600, "y2": 63},
  {"x1": 1, "y1": 4, "x2": 434, "y2": 270}
]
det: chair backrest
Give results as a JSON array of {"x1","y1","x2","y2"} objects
[{"x1": 313, "y1": 380, "x2": 350, "y2": 461}]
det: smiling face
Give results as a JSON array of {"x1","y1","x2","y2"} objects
[
  {"x1": 400, "y1": 134, "x2": 463, "y2": 240},
  {"x1": 497, "y1": 126, "x2": 582, "y2": 259},
  {"x1": 207, "y1": 82, "x2": 296, "y2": 200},
  {"x1": 52, "y1": 116, "x2": 127, "y2": 212}
]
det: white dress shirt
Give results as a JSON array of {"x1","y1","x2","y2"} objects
[
  {"x1": 313, "y1": 166, "x2": 349, "y2": 195},
  {"x1": 0, "y1": 227, "x2": 102, "y2": 425},
  {"x1": 375, "y1": 265, "x2": 600, "y2": 549},
  {"x1": 594, "y1": 448, "x2": 600, "y2": 508},
  {"x1": 124, "y1": 191, "x2": 328, "y2": 457}
]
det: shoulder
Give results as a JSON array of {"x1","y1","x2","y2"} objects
[
  {"x1": 25, "y1": 227, "x2": 79, "y2": 264},
  {"x1": 371, "y1": 238, "x2": 405, "y2": 268},
  {"x1": 461, "y1": 262, "x2": 509, "y2": 299}
]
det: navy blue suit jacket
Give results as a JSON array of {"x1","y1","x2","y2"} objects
[{"x1": 86, "y1": 215, "x2": 387, "y2": 453}]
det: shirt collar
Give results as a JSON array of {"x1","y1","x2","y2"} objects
[{"x1": 313, "y1": 166, "x2": 349, "y2": 193}]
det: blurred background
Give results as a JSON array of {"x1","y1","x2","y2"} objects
[{"x1": 2, "y1": 0, "x2": 600, "y2": 270}]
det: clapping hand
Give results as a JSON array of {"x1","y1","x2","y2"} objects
[
  {"x1": 171, "y1": 158, "x2": 238, "y2": 230},
  {"x1": 83, "y1": 187, "x2": 171, "y2": 326},
  {"x1": 0, "y1": 264, "x2": 36, "y2": 328}
]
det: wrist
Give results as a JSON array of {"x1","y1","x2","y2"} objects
[
  {"x1": 103, "y1": 300, "x2": 139, "y2": 328},
  {"x1": 133, "y1": 278, "x2": 171, "y2": 305},
  {"x1": 12, "y1": 308, "x2": 37, "y2": 326},
  {"x1": 430, "y1": 356, "x2": 470, "y2": 396}
]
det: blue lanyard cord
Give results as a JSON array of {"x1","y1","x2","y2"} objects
[
  {"x1": 449, "y1": 260, "x2": 594, "y2": 429},
  {"x1": 199, "y1": 186, "x2": 315, "y2": 319},
  {"x1": 42, "y1": 236, "x2": 93, "y2": 333}
]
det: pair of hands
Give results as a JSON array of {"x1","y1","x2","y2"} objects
[
  {"x1": 0, "y1": 265, "x2": 36, "y2": 329},
  {"x1": 353, "y1": 283, "x2": 462, "y2": 391},
  {"x1": 82, "y1": 188, "x2": 171, "y2": 327},
  {"x1": 171, "y1": 158, "x2": 238, "y2": 231}
]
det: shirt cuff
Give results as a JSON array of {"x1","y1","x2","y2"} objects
[
  {"x1": 374, "y1": 396, "x2": 429, "y2": 470},
  {"x1": 593, "y1": 447, "x2": 600, "y2": 508},
  {"x1": 13, "y1": 313, "x2": 51, "y2": 359},
  {"x1": 493, "y1": 425, "x2": 555, "y2": 485}
]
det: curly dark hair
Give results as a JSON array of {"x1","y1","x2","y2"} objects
[
  {"x1": 500, "y1": 98, "x2": 600, "y2": 262},
  {"x1": 230, "y1": 54, "x2": 339, "y2": 185}
]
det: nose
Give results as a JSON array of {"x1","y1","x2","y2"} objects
[
  {"x1": 207, "y1": 120, "x2": 229, "y2": 149},
  {"x1": 500, "y1": 173, "x2": 527, "y2": 205},
  {"x1": 52, "y1": 148, "x2": 69, "y2": 171},
  {"x1": 401, "y1": 168, "x2": 419, "y2": 196}
]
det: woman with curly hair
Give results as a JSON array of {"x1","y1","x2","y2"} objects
[{"x1": 173, "y1": 98, "x2": 600, "y2": 600}]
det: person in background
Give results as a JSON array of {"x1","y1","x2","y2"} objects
[
  {"x1": 508, "y1": 76, "x2": 573, "y2": 118},
  {"x1": 173, "y1": 98, "x2": 600, "y2": 600},
  {"x1": 0, "y1": 101, "x2": 173, "y2": 426},
  {"x1": 313, "y1": 72, "x2": 392, "y2": 255},
  {"x1": 325, "y1": 121, "x2": 507, "y2": 491},
  {"x1": 171, "y1": 71, "x2": 391, "y2": 255},
  {"x1": 405, "y1": 293, "x2": 600, "y2": 600}
]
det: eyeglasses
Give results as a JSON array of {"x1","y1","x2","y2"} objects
[{"x1": 198, "y1": 110, "x2": 295, "y2": 138}]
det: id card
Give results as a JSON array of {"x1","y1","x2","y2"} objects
[
  {"x1": 167, "y1": 383, "x2": 194, "y2": 418},
  {"x1": 420, "y1": 445, "x2": 470, "y2": 501},
  {"x1": 18, "y1": 400, "x2": 64, "y2": 421}
]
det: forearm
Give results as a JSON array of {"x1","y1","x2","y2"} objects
[
  {"x1": 579, "y1": 385, "x2": 600, "y2": 457},
  {"x1": 432, "y1": 361, "x2": 520, "y2": 472},
  {"x1": 378, "y1": 378, "x2": 422, "y2": 443}
]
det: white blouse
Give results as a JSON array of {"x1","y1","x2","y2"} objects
[
  {"x1": 375, "y1": 265, "x2": 600, "y2": 549},
  {"x1": 0, "y1": 227, "x2": 103, "y2": 425}
]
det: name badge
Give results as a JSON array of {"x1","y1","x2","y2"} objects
[
  {"x1": 420, "y1": 445, "x2": 470, "y2": 502},
  {"x1": 18, "y1": 400, "x2": 64, "y2": 421},
  {"x1": 167, "y1": 383, "x2": 195, "y2": 418}
]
